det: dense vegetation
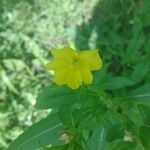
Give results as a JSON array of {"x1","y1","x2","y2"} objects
[{"x1": 0, "y1": 0, "x2": 150, "y2": 150}]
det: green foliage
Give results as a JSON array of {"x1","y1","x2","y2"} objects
[
  {"x1": 36, "y1": 86, "x2": 98, "y2": 109},
  {"x1": 110, "y1": 140, "x2": 136, "y2": 150},
  {"x1": 8, "y1": 113, "x2": 65, "y2": 150},
  {"x1": 85, "y1": 127, "x2": 107, "y2": 150},
  {"x1": 138, "y1": 105, "x2": 150, "y2": 126},
  {"x1": 8, "y1": 82, "x2": 150, "y2": 149},
  {"x1": 0, "y1": 0, "x2": 150, "y2": 150},
  {"x1": 139, "y1": 126, "x2": 150, "y2": 148},
  {"x1": 106, "y1": 124, "x2": 125, "y2": 142}
]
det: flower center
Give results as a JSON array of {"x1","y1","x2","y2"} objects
[{"x1": 70, "y1": 57, "x2": 81, "y2": 69}]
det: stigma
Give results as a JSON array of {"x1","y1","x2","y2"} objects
[{"x1": 70, "y1": 56, "x2": 82, "y2": 69}]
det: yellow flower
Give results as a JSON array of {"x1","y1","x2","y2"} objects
[{"x1": 46, "y1": 46, "x2": 102, "y2": 89}]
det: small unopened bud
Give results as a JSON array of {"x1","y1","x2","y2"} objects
[
  {"x1": 59, "y1": 130, "x2": 73, "y2": 144},
  {"x1": 124, "y1": 131, "x2": 133, "y2": 142}
]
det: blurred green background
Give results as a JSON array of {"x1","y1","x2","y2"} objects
[{"x1": 0, "y1": 0, "x2": 149, "y2": 149}]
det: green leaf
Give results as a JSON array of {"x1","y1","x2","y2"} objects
[
  {"x1": 35, "y1": 86, "x2": 97, "y2": 109},
  {"x1": 110, "y1": 140, "x2": 136, "y2": 150},
  {"x1": 92, "y1": 65, "x2": 109, "y2": 85},
  {"x1": 138, "y1": 105, "x2": 150, "y2": 126},
  {"x1": 78, "y1": 104, "x2": 108, "y2": 130},
  {"x1": 35, "y1": 86, "x2": 77, "y2": 109},
  {"x1": 85, "y1": 127, "x2": 107, "y2": 150},
  {"x1": 124, "y1": 24, "x2": 145, "y2": 64},
  {"x1": 106, "y1": 123, "x2": 125, "y2": 142},
  {"x1": 139, "y1": 126, "x2": 150, "y2": 148},
  {"x1": 91, "y1": 76, "x2": 134, "y2": 91},
  {"x1": 59, "y1": 105, "x2": 75, "y2": 128},
  {"x1": 117, "y1": 84, "x2": 150, "y2": 106},
  {"x1": 59, "y1": 106, "x2": 103, "y2": 130},
  {"x1": 99, "y1": 110, "x2": 123, "y2": 129},
  {"x1": 104, "y1": 77, "x2": 134, "y2": 90},
  {"x1": 45, "y1": 145, "x2": 65, "y2": 150},
  {"x1": 132, "y1": 84, "x2": 150, "y2": 101},
  {"x1": 8, "y1": 113, "x2": 65, "y2": 150},
  {"x1": 131, "y1": 61, "x2": 150, "y2": 83},
  {"x1": 78, "y1": 113, "x2": 98, "y2": 130}
]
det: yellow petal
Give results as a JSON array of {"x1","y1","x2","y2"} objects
[
  {"x1": 54, "y1": 68, "x2": 69, "y2": 85},
  {"x1": 51, "y1": 46, "x2": 76, "y2": 59},
  {"x1": 67, "y1": 70, "x2": 82, "y2": 89},
  {"x1": 46, "y1": 59, "x2": 69, "y2": 70},
  {"x1": 80, "y1": 49, "x2": 102, "y2": 71},
  {"x1": 81, "y1": 68, "x2": 93, "y2": 84}
]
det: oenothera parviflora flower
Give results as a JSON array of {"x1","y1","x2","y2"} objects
[{"x1": 46, "y1": 46, "x2": 102, "y2": 89}]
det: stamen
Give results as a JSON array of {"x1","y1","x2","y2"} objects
[{"x1": 70, "y1": 57, "x2": 81, "y2": 69}]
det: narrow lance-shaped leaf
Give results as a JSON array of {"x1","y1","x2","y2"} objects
[
  {"x1": 85, "y1": 127, "x2": 107, "y2": 150},
  {"x1": 115, "y1": 84, "x2": 150, "y2": 106},
  {"x1": 59, "y1": 105, "x2": 75, "y2": 128},
  {"x1": 106, "y1": 123, "x2": 125, "y2": 142},
  {"x1": 139, "y1": 126, "x2": 150, "y2": 148},
  {"x1": 138, "y1": 105, "x2": 150, "y2": 126},
  {"x1": 104, "y1": 77, "x2": 134, "y2": 90},
  {"x1": 8, "y1": 113, "x2": 65, "y2": 150},
  {"x1": 110, "y1": 140, "x2": 136, "y2": 150}
]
